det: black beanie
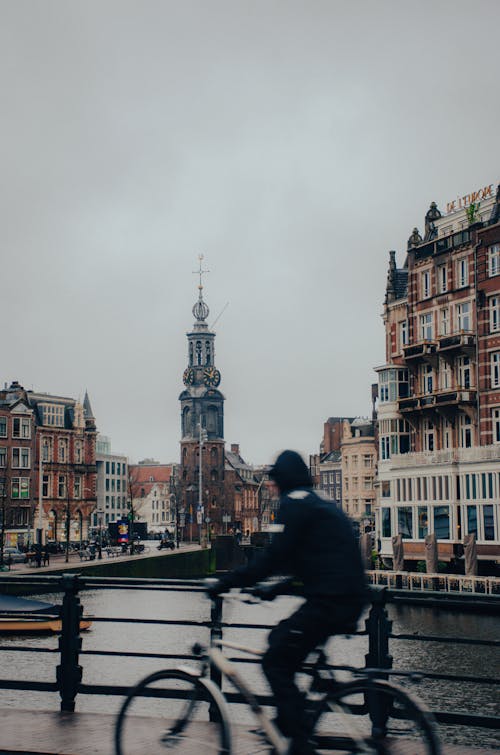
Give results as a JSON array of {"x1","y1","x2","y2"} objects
[{"x1": 269, "y1": 450, "x2": 312, "y2": 494}]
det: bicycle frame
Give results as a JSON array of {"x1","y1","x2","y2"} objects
[{"x1": 208, "y1": 639, "x2": 289, "y2": 755}]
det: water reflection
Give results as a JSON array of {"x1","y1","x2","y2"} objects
[{"x1": 0, "y1": 589, "x2": 497, "y2": 748}]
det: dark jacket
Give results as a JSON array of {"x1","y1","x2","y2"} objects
[{"x1": 222, "y1": 486, "x2": 367, "y2": 600}]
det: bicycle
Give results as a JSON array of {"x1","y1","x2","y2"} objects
[{"x1": 115, "y1": 590, "x2": 441, "y2": 755}]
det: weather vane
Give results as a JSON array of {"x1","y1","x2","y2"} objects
[{"x1": 193, "y1": 254, "x2": 210, "y2": 291}]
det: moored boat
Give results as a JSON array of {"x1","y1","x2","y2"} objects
[{"x1": 0, "y1": 594, "x2": 92, "y2": 633}]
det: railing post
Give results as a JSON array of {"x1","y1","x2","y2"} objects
[
  {"x1": 56, "y1": 573, "x2": 83, "y2": 712},
  {"x1": 364, "y1": 587, "x2": 393, "y2": 737},
  {"x1": 208, "y1": 595, "x2": 223, "y2": 720}
]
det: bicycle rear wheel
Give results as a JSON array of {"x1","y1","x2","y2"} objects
[
  {"x1": 115, "y1": 668, "x2": 232, "y2": 755},
  {"x1": 315, "y1": 679, "x2": 441, "y2": 754}
]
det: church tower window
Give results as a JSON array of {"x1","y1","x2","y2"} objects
[{"x1": 196, "y1": 341, "x2": 202, "y2": 365}]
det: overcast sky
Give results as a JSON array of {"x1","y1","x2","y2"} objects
[{"x1": 1, "y1": 1, "x2": 499, "y2": 466}]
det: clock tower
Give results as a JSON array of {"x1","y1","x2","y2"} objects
[{"x1": 179, "y1": 257, "x2": 226, "y2": 539}]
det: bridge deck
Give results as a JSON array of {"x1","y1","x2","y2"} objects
[{"x1": 0, "y1": 709, "x2": 496, "y2": 755}]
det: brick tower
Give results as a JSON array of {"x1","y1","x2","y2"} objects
[{"x1": 179, "y1": 257, "x2": 225, "y2": 540}]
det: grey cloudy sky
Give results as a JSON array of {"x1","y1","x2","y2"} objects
[{"x1": 1, "y1": 1, "x2": 499, "y2": 466}]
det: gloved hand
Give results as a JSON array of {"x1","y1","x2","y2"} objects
[{"x1": 204, "y1": 578, "x2": 227, "y2": 599}]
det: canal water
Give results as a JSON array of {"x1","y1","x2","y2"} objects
[{"x1": 0, "y1": 587, "x2": 498, "y2": 749}]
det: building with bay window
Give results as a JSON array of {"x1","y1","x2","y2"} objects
[{"x1": 376, "y1": 183, "x2": 500, "y2": 572}]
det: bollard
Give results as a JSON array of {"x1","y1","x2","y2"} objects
[
  {"x1": 364, "y1": 587, "x2": 393, "y2": 738},
  {"x1": 56, "y1": 573, "x2": 83, "y2": 712}
]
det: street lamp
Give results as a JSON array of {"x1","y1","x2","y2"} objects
[{"x1": 197, "y1": 421, "x2": 207, "y2": 546}]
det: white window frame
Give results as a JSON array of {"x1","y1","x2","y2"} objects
[
  {"x1": 0, "y1": 446, "x2": 6, "y2": 467},
  {"x1": 488, "y1": 244, "x2": 500, "y2": 277},
  {"x1": 439, "y1": 359, "x2": 452, "y2": 390},
  {"x1": 456, "y1": 257, "x2": 469, "y2": 288},
  {"x1": 421, "y1": 270, "x2": 431, "y2": 299},
  {"x1": 12, "y1": 447, "x2": 30, "y2": 469},
  {"x1": 438, "y1": 264, "x2": 448, "y2": 293},
  {"x1": 420, "y1": 312, "x2": 433, "y2": 341},
  {"x1": 12, "y1": 417, "x2": 31, "y2": 439},
  {"x1": 439, "y1": 308, "x2": 449, "y2": 336},
  {"x1": 0, "y1": 417, "x2": 6, "y2": 438},
  {"x1": 456, "y1": 301, "x2": 471, "y2": 332},
  {"x1": 457, "y1": 357, "x2": 471, "y2": 389},
  {"x1": 421, "y1": 363, "x2": 433, "y2": 395},
  {"x1": 493, "y1": 409, "x2": 500, "y2": 444},
  {"x1": 423, "y1": 419, "x2": 435, "y2": 451},
  {"x1": 491, "y1": 352, "x2": 500, "y2": 389},
  {"x1": 459, "y1": 413, "x2": 473, "y2": 448},
  {"x1": 399, "y1": 320, "x2": 408, "y2": 349},
  {"x1": 490, "y1": 296, "x2": 500, "y2": 333}
]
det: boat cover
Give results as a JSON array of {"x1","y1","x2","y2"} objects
[{"x1": 0, "y1": 595, "x2": 57, "y2": 615}]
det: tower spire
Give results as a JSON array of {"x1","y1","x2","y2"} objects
[{"x1": 192, "y1": 254, "x2": 210, "y2": 322}]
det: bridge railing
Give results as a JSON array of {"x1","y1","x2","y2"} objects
[
  {"x1": 0, "y1": 573, "x2": 498, "y2": 735},
  {"x1": 367, "y1": 570, "x2": 500, "y2": 594}
]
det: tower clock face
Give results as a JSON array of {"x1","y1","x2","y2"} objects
[
  {"x1": 183, "y1": 368, "x2": 195, "y2": 386},
  {"x1": 203, "y1": 367, "x2": 221, "y2": 387}
]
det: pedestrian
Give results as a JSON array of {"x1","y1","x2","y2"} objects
[
  {"x1": 43, "y1": 544, "x2": 50, "y2": 566},
  {"x1": 35, "y1": 544, "x2": 42, "y2": 568}
]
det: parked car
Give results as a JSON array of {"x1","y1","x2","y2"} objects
[{"x1": 3, "y1": 547, "x2": 26, "y2": 563}]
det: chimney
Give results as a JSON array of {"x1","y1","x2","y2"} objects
[{"x1": 231, "y1": 443, "x2": 240, "y2": 455}]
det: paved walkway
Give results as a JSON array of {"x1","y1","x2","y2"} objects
[
  {"x1": 0, "y1": 709, "x2": 496, "y2": 754},
  {"x1": 0, "y1": 709, "x2": 498, "y2": 755},
  {"x1": 2, "y1": 542, "x2": 202, "y2": 576}
]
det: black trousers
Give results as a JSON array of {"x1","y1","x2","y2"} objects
[{"x1": 262, "y1": 597, "x2": 362, "y2": 742}]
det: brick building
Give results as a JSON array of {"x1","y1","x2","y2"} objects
[
  {"x1": 0, "y1": 381, "x2": 97, "y2": 547},
  {"x1": 376, "y1": 182, "x2": 500, "y2": 572},
  {"x1": 224, "y1": 443, "x2": 259, "y2": 535},
  {"x1": 128, "y1": 461, "x2": 175, "y2": 536}
]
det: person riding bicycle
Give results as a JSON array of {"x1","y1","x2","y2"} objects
[{"x1": 207, "y1": 449, "x2": 368, "y2": 755}]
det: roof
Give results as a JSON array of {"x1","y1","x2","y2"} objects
[
  {"x1": 393, "y1": 268, "x2": 408, "y2": 299},
  {"x1": 129, "y1": 465, "x2": 173, "y2": 484}
]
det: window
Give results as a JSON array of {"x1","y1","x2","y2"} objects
[
  {"x1": 490, "y1": 296, "x2": 500, "y2": 333},
  {"x1": 421, "y1": 364, "x2": 433, "y2": 395},
  {"x1": 40, "y1": 403, "x2": 65, "y2": 427},
  {"x1": 12, "y1": 477, "x2": 29, "y2": 499},
  {"x1": 74, "y1": 475, "x2": 81, "y2": 499},
  {"x1": 58, "y1": 439, "x2": 67, "y2": 463},
  {"x1": 442, "y1": 418, "x2": 453, "y2": 449},
  {"x1": 12, "y1": 447, "x2": 30, "y2": 468},
  {"x1": 42, "y1": 438, "x2": 52, "y2": 462},
  {"x1": 42, "y1": 474, "x2": 50, "y2": 498},
  {"x1": 423, "y1": 419, "x2": 435, "y2": 451},
  {"x1": 457, "y1": 357, "x2": 471, "y2": 389},
  {"x1": 380, "y1": 436, "x2": 390, "y2": 460},
  {"x1": 459, "y1": 413, "x2": 472, "y2": 448},
  {"x1": 58, "y1": 475, "x2": 66, "y2": 498},
  {"x1": 419, "y1": 312, "x2": 433, "y2": 341},
  {"x1": 0, "y1": 417, "x2": 6, "y2": 438},
  {"x1": 488, "y1": 244, "x2": 500, "y2": 277},
  {"x1": 491, "y1": 353, "x2": 500, "y2": 388},
  {"x1": 111, "y1": 462, "x2": 115, "y2": 475},
  {"x1": 399, "y1": 320, "x2": 408, "y2": 348},
  {"x1": 456, "y1": 301, "x2": 471, "y2": 332},
  {"x1": 434, "y1": 505, "x2": 450, "y2": 539},
  {"x1": 467, "y1": 505, "x2": 477, "y2": 535},
  {"x1": 363, "y1": 454, "x2": 372, "y2": 468},
  {"x1": 418, "y1": 507, "x2": 428, "y2": 539},
  {"x1": 12, "y1": 417, "x2": 31, "y2": 439},
  {"x1": 75, "y1": 441, "x2": 83, "y2": 464},
  {"x1": 456, "y1": 258, "x2": 468, "y2": 287},
  {"x1": 439, "y1": 359, "x2": 451, "y2": 390},
  {"x1": 493, "y1": 409, "x2": 500, "y2": 444},
  {"x1": 397, "y1": 507, "x2": 413, "y2": 538},
  {"x1": 438, "y1": 264, "x2": 447, "y2": 293},
  {"x1": 421, "y1": 270, "x2": 431, "y2": 299},
  {"x1": 363, "y1": 476, "x2": 372, "y2": 490},
  {"x1": 105, "y1": 461, "x2": 110, "y2": 474},
  {"x1": 483, "y1": 505, "x2": 494, "y2": 541},
  {"x1": 0, "y1": 447, "x2": 6, "y2": 468},
  {"x1": 382, "y1": 508, "x2": 391, "y2": 537},
  {"x1": 439, "y1": 308, "x2": 449, "y2": 336}
]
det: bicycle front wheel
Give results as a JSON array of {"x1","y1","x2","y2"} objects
[
  {"x1": 316, "y1": 678, "x2": 441, "y2": 754},
  {"x1": 115, "y1": 668, "x2": 232, "y2": 755}
]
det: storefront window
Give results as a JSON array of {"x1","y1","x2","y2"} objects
[
  {"x1": 483, "y1": 505, "x2": 494, "y2": 541},
  {"x1": 434, "y1": 506, "x2": 450, "y2": 539},
  {"x1": 467, "y1": 505, "x2": 477, "y2": 535},
  {"x1": 397, "y1": 506, "x2": 413, "y2": 539},
  {"x1": 382, "y1": 507, "x2": 391, "y2": 537},
  {"x1": 418, "y1": 506, "x2": 428, "y2": 539}
]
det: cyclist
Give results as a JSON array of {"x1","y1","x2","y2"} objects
[{"x1": 207, "y1": 449, "x2": 367, "y2": 755}]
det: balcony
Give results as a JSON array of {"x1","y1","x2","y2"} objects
[
  {"x1": 398, "y1": 389, "x2": 476, "y2": 415},
  {"x1": 383, "y1": 444, "x2": 500, "y2": 468},
  {"x1": 438, "y1": 331, "x2": 476, "y2": 355},
  {"x1": 402, "y1": 341, "x2": 437, "y2": 364}
]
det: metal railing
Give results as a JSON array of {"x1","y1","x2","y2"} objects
[
  {"x1": 367, "y1": 570, "x2": 500, "y2": 595},
  {"x1": 0, "y1": 574, "x2": 498, "y2": 734}
]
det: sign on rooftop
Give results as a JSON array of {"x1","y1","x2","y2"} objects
[{"x1": 446, "y1": 183, "x2": 494, "y2": 215}]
